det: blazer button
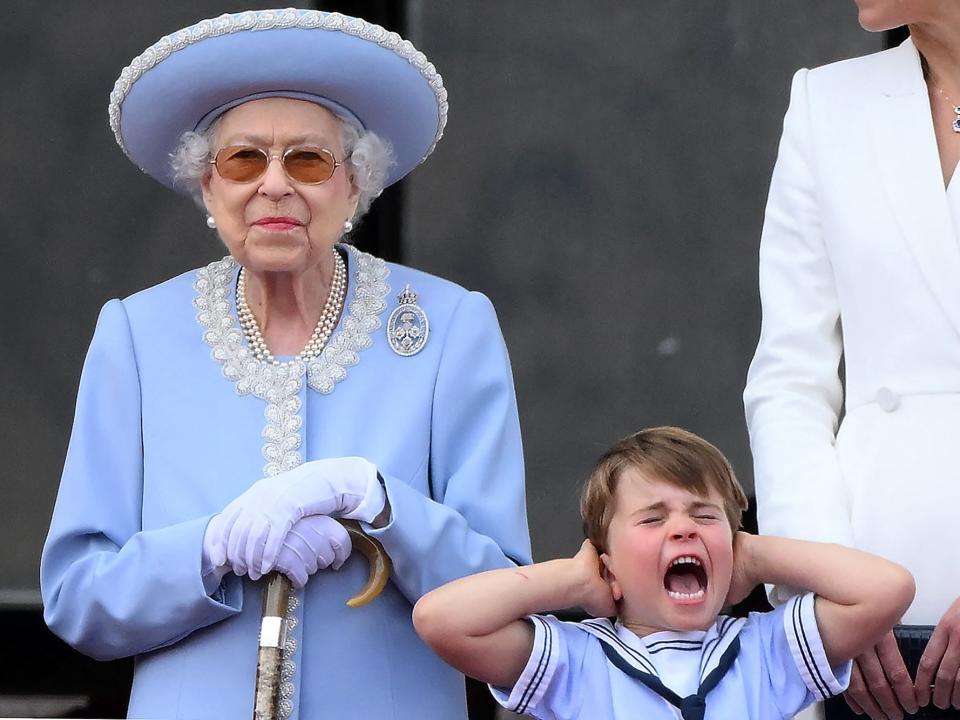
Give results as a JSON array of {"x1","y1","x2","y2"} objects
[{"x1": 875, "y1": 387, "x2": 900, "y2": 412}]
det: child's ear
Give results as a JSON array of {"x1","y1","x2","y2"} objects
[{"x1": 600, "y1": 552, "x2": 623, "y2": 602}]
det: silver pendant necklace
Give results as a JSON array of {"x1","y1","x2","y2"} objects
[
  {"x1": 932, "y1": 84, "x2": 960, "y2": 133},
  {"x1": 923, "y1": 57, "x2": 960, "y2": 134}
]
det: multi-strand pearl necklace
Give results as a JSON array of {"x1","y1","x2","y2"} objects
[{"x1": 236, "y1": 249, "x2": 348, "y2": 366}]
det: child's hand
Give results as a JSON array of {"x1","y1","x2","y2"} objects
[
  {"x1": 571, "y1": 539, "x2": 617, "y2": 618},
  {"x1": 724, "y1": 531, "x2": 758, "y2": 607}
]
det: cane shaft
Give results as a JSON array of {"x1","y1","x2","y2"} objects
[
  {"x1": 253, "y1": 573, "x2": 292, "y2": 720},
  {"x1": 251, "y1": 523, "x2": 391, "y2": 718}
]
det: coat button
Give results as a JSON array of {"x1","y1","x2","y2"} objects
[{"x1": 876, "y1": 387, "x2": 900, "y2": 412}]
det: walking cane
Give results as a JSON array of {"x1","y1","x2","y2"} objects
[{"x1": 252, "y1": 520, "x2": 392, "y2": 720}]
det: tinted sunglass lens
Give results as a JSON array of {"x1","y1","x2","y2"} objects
[
  {"x1": 284, "y1": 148, "x2": 336, "y2": 183},
  {"x1": 214, "y1": 146, "x2": 337, "y2": 184},
  {"x1": 217, "y1": 147, "x2": 268, "y2": 182}
]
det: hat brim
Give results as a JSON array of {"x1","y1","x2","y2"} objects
[{"x1": 110, "y1": 10, "x2": 447, "y2": 192}]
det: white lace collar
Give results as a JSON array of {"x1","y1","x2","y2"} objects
[{"x1": 193, "y1": 244, "x2": 391, "y2": 401}]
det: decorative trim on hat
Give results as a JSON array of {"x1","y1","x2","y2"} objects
[{"x1": 108, "y1": 8, "x2": 448, "y2": 164}]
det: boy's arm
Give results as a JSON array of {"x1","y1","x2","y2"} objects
[
  {"x1": 732, "y1": 533, "x2": 915, "y2": 667},
  {"x1": 413, "y1": 540, "x2": 616, "y2": 688}
]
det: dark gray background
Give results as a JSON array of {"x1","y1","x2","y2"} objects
[{"x1": 0, "y1": 2, "x2": 880, "y2": 603}]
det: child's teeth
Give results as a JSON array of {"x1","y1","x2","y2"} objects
[
  {"x1": 670, "y1": 556, "x2": 702, "y2": 567},
  {"x1": 667, "y1": 589, "x2": 705, "y2": 600}
]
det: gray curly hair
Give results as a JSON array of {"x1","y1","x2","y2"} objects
[{"x1": 170, "y1": 113, "x2": 395, "y2": 225}]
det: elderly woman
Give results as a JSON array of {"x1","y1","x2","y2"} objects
[
  {"x1": 40, "y1": 9, "x2": 530, "y2": 720},
  {"x1": 745, "y1": 2, "x2": 960, "y2": 719}
]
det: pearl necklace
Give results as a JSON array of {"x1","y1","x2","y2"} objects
[{"x1": 236, "y1": 249, "x2": 347, "y2": 366}]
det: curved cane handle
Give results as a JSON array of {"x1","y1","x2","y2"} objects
[{"x1": 340, "y1": 520, "x2": 392, "y2": 608}]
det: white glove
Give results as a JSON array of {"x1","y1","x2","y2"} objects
[
  {"x1": 275, "y1": 515, "x2": 352, "y2": 588},
  {"x1": 206, "y1": 457, "x2": 384, "y2": 579}
]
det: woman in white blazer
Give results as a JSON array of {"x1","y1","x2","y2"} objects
[{"x1": 744, "y1": 2, "x2": 960, "y2": 719}]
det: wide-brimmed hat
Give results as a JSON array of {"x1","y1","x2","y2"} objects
[{"x1": 108, "y1": 8, "x2": 447, "y2": 192}]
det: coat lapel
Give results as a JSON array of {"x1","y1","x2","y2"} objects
[{"x1": 869, "y1": 37, "x2": 960, "y2": 337}]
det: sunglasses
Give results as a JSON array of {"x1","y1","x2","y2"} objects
[{"x1": 209, "y1": 145, "x2": 343, "y2": 184}]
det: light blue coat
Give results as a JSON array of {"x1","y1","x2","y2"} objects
[{"x1": 41, "y1": 246, "x2": 532, "y2": 720}]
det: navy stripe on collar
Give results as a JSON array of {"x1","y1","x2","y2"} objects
[
  {"x1": 581, "y1": 619, "x2": 658, "y2": 675},
  {"x1": 699, "y1": 615, "x2": 738, "y2": 678},
  {"x1": 648, "y1": 644, "x2": 704, "y2": 654}
]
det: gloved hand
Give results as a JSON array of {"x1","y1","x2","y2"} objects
[
  {"x1": 274, "y1": 515, "x2": 352, "y2": 588},
  {"x1": 206, "y1": 457, "x2": 384, "y2": 579}
]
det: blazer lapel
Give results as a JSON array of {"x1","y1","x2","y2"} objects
[{"x1": 869, "y1": 38, "x2": 960, "y2": 337}]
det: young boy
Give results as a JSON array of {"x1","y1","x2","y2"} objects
[{"x1": 414, "y1": 427, "x2": 914, "y2": 719}]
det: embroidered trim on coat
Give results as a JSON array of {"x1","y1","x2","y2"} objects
[{"x1": 193, "y1": 245, "x2": 390, "y2": 719}]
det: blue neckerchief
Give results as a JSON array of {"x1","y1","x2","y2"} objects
[{"x1": 600, "y1": 632, "x2": 741, "y2": 720}]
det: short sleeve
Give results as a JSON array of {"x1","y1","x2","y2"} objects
[
  {"x1": 750, "y1": 592, "x2": 852, "y2": 716},
  {"x1": 489, "y1": 615, "x2": 589, "y2": 720}
]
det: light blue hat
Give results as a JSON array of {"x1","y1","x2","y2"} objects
[{"x1": 108, "y1": 8, "x2": 448, "y2": 193}]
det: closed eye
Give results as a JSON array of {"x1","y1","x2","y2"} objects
[
  {"x1": 693, "y1": 514, "x2": 720, "y2": 521},
  {"x1": 637, "y1": 516, "x2": 664, "y2": 525}
]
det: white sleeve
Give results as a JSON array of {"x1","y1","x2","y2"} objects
[
  {"x1": 489, "y1": 615, "x2": 587, "y2": 720},
  {"x1": 743, "y1": 68, "x2": 853, "y2": 604},
  {"x1": 752, "y1": 593, "x2": 851, "y2": 717},
  {"x1": 783, "y1": 593, "x2": 850, "y2": 700}
]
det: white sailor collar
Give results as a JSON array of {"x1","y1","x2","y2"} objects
[{"x1": 580, "y1": 615, "x2": 746, "y2": 685}]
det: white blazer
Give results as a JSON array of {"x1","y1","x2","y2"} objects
[{"x1": 744, "y1": 38, "x2": 960, "y2": 624}]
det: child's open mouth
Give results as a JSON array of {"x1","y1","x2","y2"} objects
[{"x1": 663, "y1": 555, "x2": 708, "y2": 602}]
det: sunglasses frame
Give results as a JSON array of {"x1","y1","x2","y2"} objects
[{"x1": 209, "y1": 145, "x2": 343, "y2": 185}]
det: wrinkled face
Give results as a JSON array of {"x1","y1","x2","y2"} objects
[
  {"x1": 853, "y1": 0, "x2": 929, "y2": 32},
  {"x1": 201, "y1": 97, "x2": 359, "y2": 275},
  {"x1": 601, "y1": 469, "x2": 733, "y2": 634}
]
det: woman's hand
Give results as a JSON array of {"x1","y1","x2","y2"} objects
[
  {"x1": 572, "y1": 540, "x2": 617, "y2": 618},
  {"x1": 843, "y1": 631, "x2": 917, "y2": 720},
  {"x1": 724, "y1": 532, "x2": 757, "y2": 607},
  {"x1": 208, "y1": 457, "x2": 384, "y2": 579},
  {"x1": 274, "y1": 515, "x2": 352, "y2": 588},
  {"x1": 915, "y1": 595, "x2": 960, "y2": 710}
]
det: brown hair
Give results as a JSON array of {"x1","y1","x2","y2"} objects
[{"x1": 580, "y1": 426, "x2": 748, "y2": 553}]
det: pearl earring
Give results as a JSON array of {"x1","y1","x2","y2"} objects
[
  {"x1": 206, "y1": 215, "x2": 217, "y2": 229},
  {"x1": 343, "y1": 220, "x2": 354, "y2": 234}
]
